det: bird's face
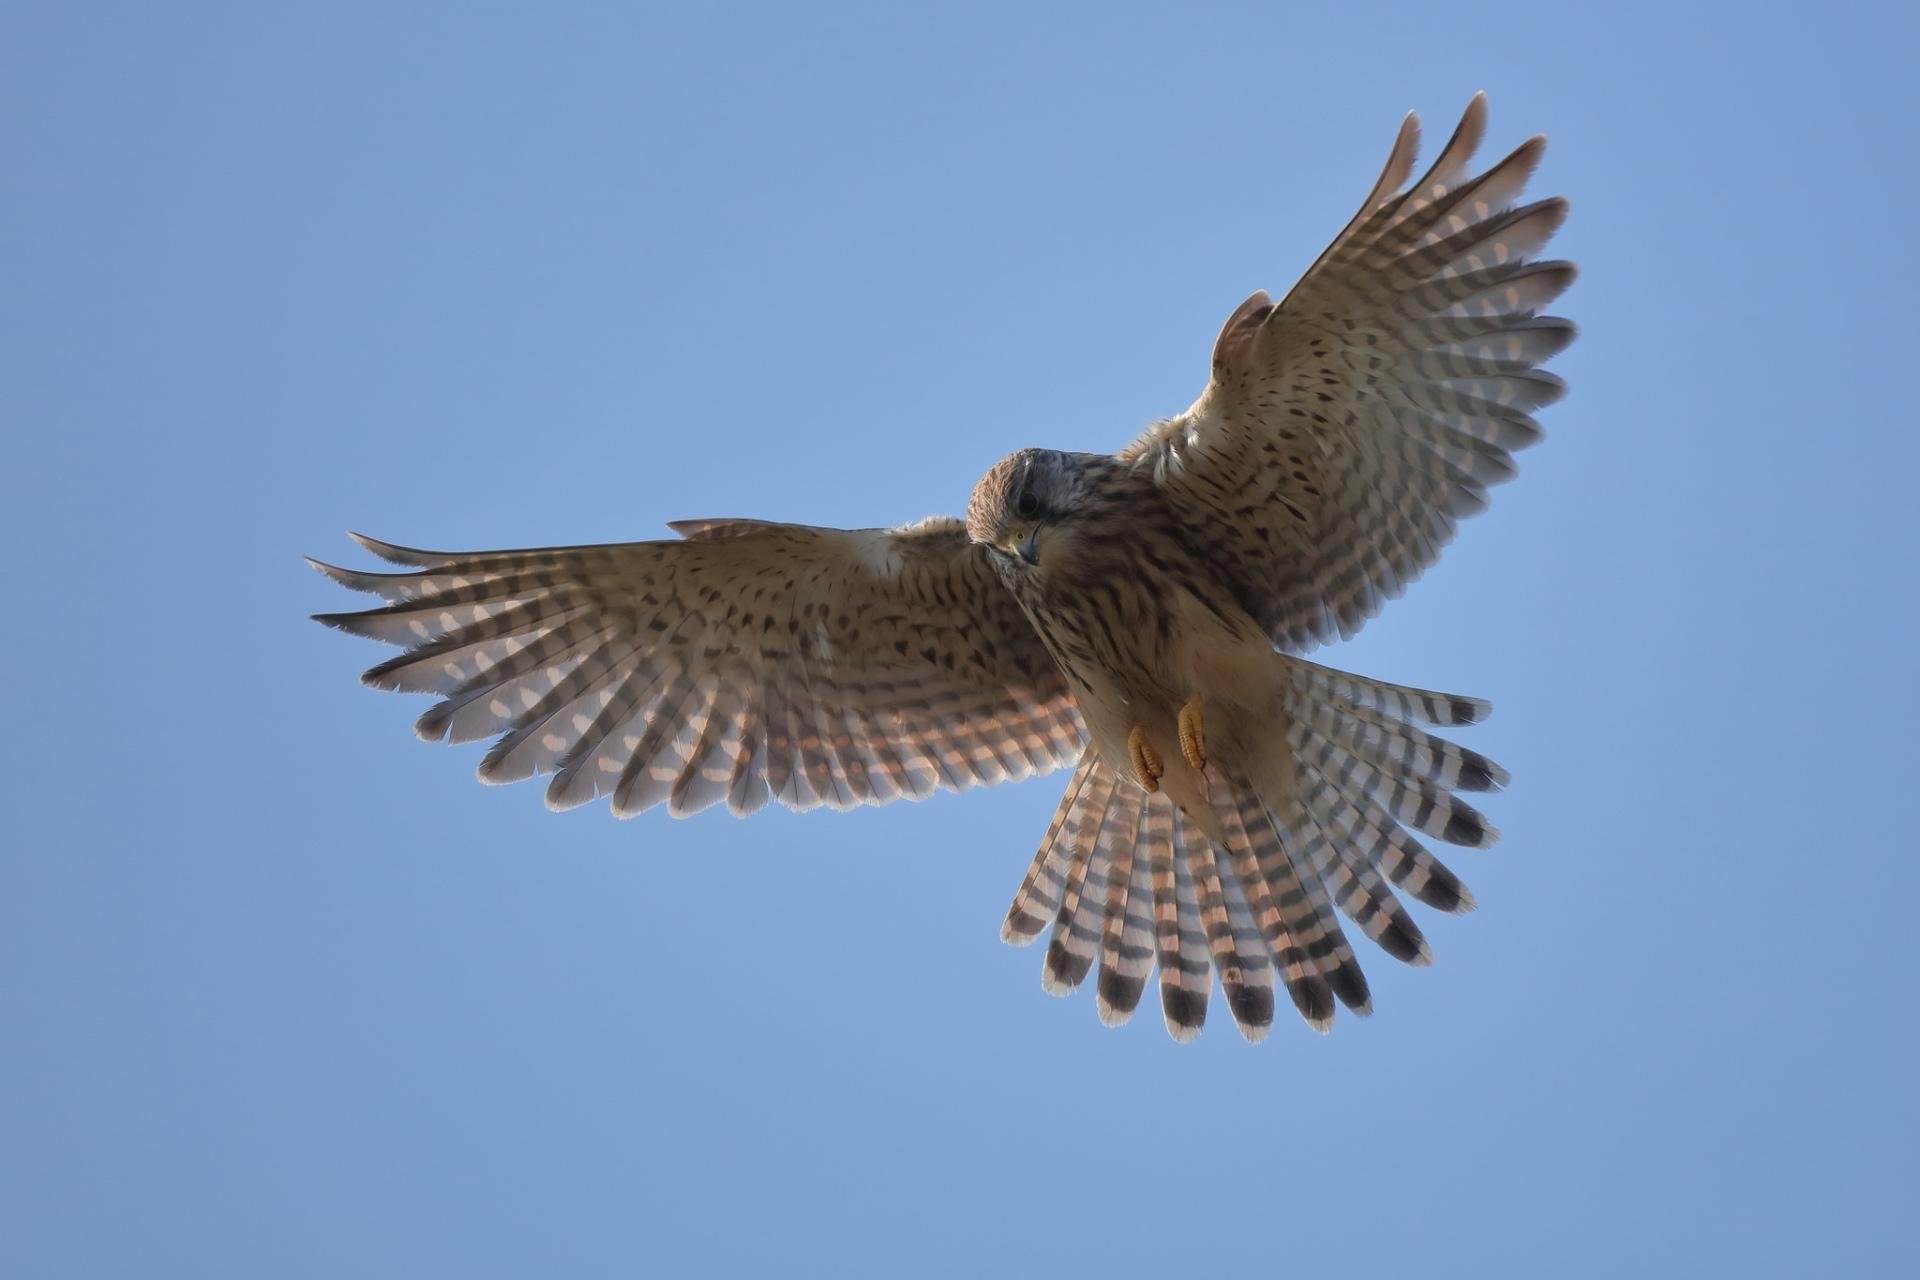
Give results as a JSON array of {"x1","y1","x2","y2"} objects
[{"x1": 965, "y1": 448, "x2": 1089, "y2": 571}]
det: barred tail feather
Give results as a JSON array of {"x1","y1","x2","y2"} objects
[
  {"x1": 1291, "y1": 726, "x2": 1499, "y2": 849},
  {"x1": 1095, "y1": 786, "x2": 1153, "y2": 1026},
  {"x1": 1281, "y1": 653, "x2": 1490, "y2": 930},
  {"x1": 1254, "y1": 791, "x2": 1372, "y2": 1017},
  {"x1": 1041, "y1": 766, "x2": 1118, "y2": 994},
  {"x1": 1186, "y1": 804, "x2": 1275, "y2": 1042},
  {"x1": 1286, "y1": 656, "x2": 1490, "y2": 727},
  {"x1": 1309, "y1": 826, "x2": 1432, "y2": 967},
  {"x1": 1146, "y1": 799, "x2": 1208, "y2": 1042},
  {"x1": 1000, "y1": 751, "x2": 1099, "y2": 945},
  {"x1": 1229, "y1": 781, "x2": 1346, "y2": 1029}
]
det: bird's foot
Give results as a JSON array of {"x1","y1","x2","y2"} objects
[
  {"x1": 1177, "y1": 696, "x2": 1208, "y2": 771},
  {"x1": 1127, "y1": 726, "x2": 1163, "y2": 793}
]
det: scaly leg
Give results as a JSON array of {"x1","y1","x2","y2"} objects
[
  {"x1": 1127, "y1": 726, "x2": 1163, "y2": 793},
  {"x1": 1177, "y1": 696, "x2": 1207, "y2": 771}
]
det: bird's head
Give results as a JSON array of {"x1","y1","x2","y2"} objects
[{"x1": 965, "y1": 448, "x2": 1098, "y2": 570}]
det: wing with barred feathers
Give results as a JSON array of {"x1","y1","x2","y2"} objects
[
  {"x1": 1122, "y1": 92, "x2": 1576, "y2": 651},
  {"x1": 309, "y1": 518, "x2": 1085, "y2": 817}
]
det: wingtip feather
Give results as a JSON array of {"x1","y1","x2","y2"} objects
[
  {"x1": 307, "y1": 559, "x2": 385, "y2": 595},
  {"x1": 348, "y1": 531, "x2": 447, "y2": 566},
  {"x1": 411, "y1": 702, "x2": 452, "y2": 741},
  {"x1": 475, "y1": 761, "x2": 516, "y2": 787},
  {"x1": 305, "y1": 555, "x2": 347, "y2": 581},
  {"x1": 558, "y1": 787, "x2": 608, "y2": 815}
]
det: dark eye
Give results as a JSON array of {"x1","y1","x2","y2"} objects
[{"x1": 1014, "y1": 490, "x2": 1040, "y2": 519}]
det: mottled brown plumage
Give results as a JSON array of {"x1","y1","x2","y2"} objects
[{"x1": 312, "y1": 94, "x2": 1573, "y2": 1042}]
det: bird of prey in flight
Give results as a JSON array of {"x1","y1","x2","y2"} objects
[{"x1": 310, "y1": 94, "x2": 1574, "y2": 1043}]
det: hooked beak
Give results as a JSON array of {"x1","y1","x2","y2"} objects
[{"x1": 1012, "y1": 528, "x2": 1039, "y2": 566}]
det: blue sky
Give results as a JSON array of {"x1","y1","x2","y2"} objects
[{"x1": 5, "y1": 2, "x2": 1916, "y2": 1275}]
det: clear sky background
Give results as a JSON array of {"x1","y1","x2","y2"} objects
[{"x1": 5, "y1": 2, "x2": 1916, "y2": 1276}]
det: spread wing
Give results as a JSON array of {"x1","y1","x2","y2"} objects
[
  {"x1": 309, "y1": 518, "x2": 1084, "y2": 817},
  {"x1": 1122, "y1": 93, "x2": 1576, "y2": 651}
]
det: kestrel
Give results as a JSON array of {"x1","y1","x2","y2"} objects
[{"x1": 310, "y1": 94, "x2": 1573, "y2": 1042}]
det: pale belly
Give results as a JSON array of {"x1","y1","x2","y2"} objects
[{"x1": 1030, "y1": 569, "x2": 1281, "y2": 824}]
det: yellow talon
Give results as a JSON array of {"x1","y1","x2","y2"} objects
[
  {"x1": 1128, "y1": 726, "x2": 1163, "y2": 793},
  {"x1": 1178, "y1": 697, "x2": 1207, "y2": 771}
]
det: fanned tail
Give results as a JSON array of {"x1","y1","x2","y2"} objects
[{"x1": 998, "y1": 656, "x2": 1502, "y2": 1043}]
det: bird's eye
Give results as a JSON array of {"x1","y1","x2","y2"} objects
[{"x1": 1014, "y1": 491, "x2": 1040, "y2": 519}]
